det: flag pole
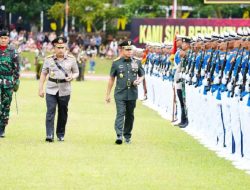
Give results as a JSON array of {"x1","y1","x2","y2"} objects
[{"x1": 64, "y1": 0, "x2": 69, "y2": 37}]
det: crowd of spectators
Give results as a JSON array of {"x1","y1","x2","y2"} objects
[{"x1": 8, "y1": 27, "x2": 127, "y2": 75}]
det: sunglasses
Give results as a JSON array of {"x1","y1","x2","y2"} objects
[{"x1": 56, "y1": 47, "x2": 65, "y2": 49}]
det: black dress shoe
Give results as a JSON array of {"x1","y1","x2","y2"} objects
[
  {"x1": 0, "y1": 132, "x2": 5, "y2": 138},
  {"x1": 45, "y1": 136, "x2": 54, "y2": 142},
  {"x1": 179, "y1": 121, "x2": 189, "y2": 128},
  {"x1": 57, "y1": 137, "x2": 64, "y2": 141},
  {"x1": 115, "y1": 136, "x2": 123, "y2": 145},
  {"x1": 125, "y1": 138, "x2": 131, "y2": 144},
  {"x1": 0, "y1": 127, "x2": 5, "y2": 138}
]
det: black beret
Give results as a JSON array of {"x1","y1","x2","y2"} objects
[
  {"x1": 119, "y1": 40, "x2": 133, "y2": 49},
  {"x1": 52, "y1": 37, "x2": 67, "y2": 46},
  {"x1": 0, "y1": 30, "x2": 9, "y2": 37}
]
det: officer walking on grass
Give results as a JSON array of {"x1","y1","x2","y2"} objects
[
  {"x1": 105, "y1": 40, "x2": 145, "y2": 144},
  {"x1": 39, "y1": 37, "x2": 79, "y2": 142},
  {"x1": 0, "y1": 30, "x2": 20, "y2": 138}
]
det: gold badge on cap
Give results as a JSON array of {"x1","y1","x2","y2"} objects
[
  {"x1": 128, "y1": 41, "x2": 131, "y2": 45},
  {"x1": 58, "y1": 39, "x2": 63, "y2": 43}
]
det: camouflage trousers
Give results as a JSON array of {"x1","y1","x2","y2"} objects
[{"x1": 0, "y1": 86, "x2": 13, "y2": 129}]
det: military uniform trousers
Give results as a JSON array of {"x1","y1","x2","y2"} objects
[
  {"x1": 115, "y1": 99, "x2": 136, "y2": 139},
  {"x1": 46, "y1": 92, "x2": 70, "y2": 138},
  {"x1": 0, "y1": 86, "x2": 13, "y2": 132}
]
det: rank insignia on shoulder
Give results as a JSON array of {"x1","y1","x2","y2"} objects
[
  {"x1": 46, "y1": 54, "x2": 53, "y2": 58},
  {"x1": 113, "y1": 57, "x2": 121, "y2": 62},
  {"x1": 67, "y1": 54, "x2": 74, "y2": 58}
]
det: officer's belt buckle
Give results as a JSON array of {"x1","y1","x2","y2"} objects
[{"x1": 127, "y1": 81, "x2": 131, "y2": 87}]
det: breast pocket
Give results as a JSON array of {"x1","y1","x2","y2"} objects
[
  {"x1": 64, "y1": 62, "x2": 72, "y2": 73},
  {"x1": 118, "y1": 69, "x2": 125, "y2": 79},
  {"x1": 132, "y1": 68, "x2": 138, "y2": 77}
]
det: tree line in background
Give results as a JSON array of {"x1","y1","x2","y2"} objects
[{"x1": 3, "y1": 0, "x2": 250, "y2": 34}]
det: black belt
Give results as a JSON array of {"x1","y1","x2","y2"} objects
[
  {"x1": 48, "y1": 77, "x2": 67, "y2": 83},
  {"x1": 0, "y1": 71, "x2": 12, "y2": 76},
  {"x1": 127, "y1": 81, "x2": 132, "y2": 87}
]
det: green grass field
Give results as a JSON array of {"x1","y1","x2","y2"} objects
[
  {"x1": 21, "y1": 51, "x2": 112, "y2": 75},
  {"x1": 1, "y1": 79, "x2": 250, "y2": 190}
]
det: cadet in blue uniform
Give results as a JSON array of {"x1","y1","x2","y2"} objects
[{"x1": 106, "y1": 40, "x2": 145, "y2": 144}]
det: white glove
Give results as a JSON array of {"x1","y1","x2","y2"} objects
[
  {"x1": 192, "y1": 76, "x2": 197, "y2": 83},
  {"x1": 235, "y1": 86, "x2": 241, "y2": 96},
  {"x1": 214, "y1": 77, "x2": 220, "y2": 84},
  {"x1": 222, "y1": 77, "x2": 227, "y2": 85},
  {"x1": 201, "y1": 69, "x2": 205, "y2": 77},
  {"x1": 227, "y1": 82, "x2": 233, "y2": 91},
  {"x1": 203, "y1": 79, "x2": 209, "y2": 86}
]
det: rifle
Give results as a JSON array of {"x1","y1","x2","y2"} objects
[
  {"x1": 205, "y1": 49, "x2": 215, "y2": 75},
  {"x1": 218, "y1": 42, "x2": 229, "y2": 84},
  {"x1": 182, "y1": 50, "x2": 192, "y2": 74},
  {"x1": 188, "y1": 51, "x2": 198, "y2": 85},
  {"x1": 225, "y1": 44, "x2": 242, "y2": 86},
  {"x1": 157, "y1": 54, "x2": 162, "y2": 73},
  {"x1": 206, "y1": 50, "x2": 220, "y2": 91},
  {"x1": 239, "y1": 52, "x2": 250, "y2": 100},
  {"x1": 230, "y1": 47, "x2": 245, "y2": 97},
  {"x1": 185, "y1": 50, "x2": 194, "y2": 75},
  {"x1": 195, "y1": 50, "x2": 205, "y2": 87},
  {"x1": 149, "y1": 55, "x2": 155, "y2": 76}
]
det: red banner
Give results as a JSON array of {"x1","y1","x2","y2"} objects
[{"x1": 131, "y1": 18, "x2": 250, "y2": 46}]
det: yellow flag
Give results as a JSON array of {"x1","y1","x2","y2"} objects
[
  {"x1": 181, "y1": 12, "x2": 190, "y2": 19},
  {"x1": 87, "y1": 21, "x2": 92, "y2": 33},
  {"x1": 243, "y1": 11, "x2": 249, "y2": 19},
  {"x1": 117, "y1": 18, "x2": 127, "y2": 30},
  {"x1": 50, "y1": 22, "x2": 57, "y2": 31}
]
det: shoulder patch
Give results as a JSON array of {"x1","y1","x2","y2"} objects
[
  {"x1": 67, "y1": 54, "x2": 75, "y2": 58},
  {"x1": 113, "y1": 57, "x2": 121, "y2": 62},
  {"x1": 46, "y1": 54, "x2": 54, "y2": 58}
]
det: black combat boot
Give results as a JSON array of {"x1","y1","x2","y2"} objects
[{"x1": 0, "y1": 126, "x2": 6, "y2": 138}]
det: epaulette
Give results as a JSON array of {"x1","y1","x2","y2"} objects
[
  {"x1": 67, "y1": 54, "x2": 75, "y2": 58},
  {"x1": 113, "y1": 57, "x2": 121, "y2": 62},
  {"x1": 46, "y1": 54, "x2": 54, "y2": 58}
]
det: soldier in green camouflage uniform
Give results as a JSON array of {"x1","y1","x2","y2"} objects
[
  {"x1": 106, "y1": 40, "x2": 145, "y2": 144},
  {"x1": 35, "y1": 47, "x2": 45, "y2": 80},
  {"x1": 0, "y1": 30, "x2": 20, "y2": 138}
]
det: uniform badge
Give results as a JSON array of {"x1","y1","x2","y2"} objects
[
  {"x1": 131, "y1": 61, "x2": 138, "y2": 69},
  {"x1": 119, "y1": 73, "x2": 124, "y2": 78},
  {"x1": 50, "y1": 71, "x2": 55, "y2": 77}
]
